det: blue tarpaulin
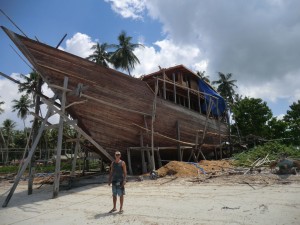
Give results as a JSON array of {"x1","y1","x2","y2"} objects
[{"x1": 198, "y1": 79, "x2": 226, "y2": 117}]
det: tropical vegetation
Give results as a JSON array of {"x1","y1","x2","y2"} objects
[{"x1": 86, "y1": 30, "x2": 144, "y2": 76}]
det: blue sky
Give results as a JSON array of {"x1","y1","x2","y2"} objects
[{"x1": 0, "y1": 0, "x2": 299, "y2": 129}]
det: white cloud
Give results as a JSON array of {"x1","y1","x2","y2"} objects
[
  {"x1": 63, "y1": 32, "x2": 95, "y2": 58},
  {"x1": 0, "y1": 73, "x2": 59, "y2": 130},
  {"x1": 133, "y1": 39, "x2": 207, "y2": 76},
  {"x1": 0, "y1": 73, "x2": 30, "y2": 129},
  {"x1": 137, "y1": 0, "x2": 300, "y2": 109},
  {"x1": 105, "y1": 0, "x2": 146, "y2": 19}
]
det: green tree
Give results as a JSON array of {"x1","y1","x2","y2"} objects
[
  {"x1": 196, "y1": 71, "x2": 210, "y2": 83},
  {"x1": 267, "y1": 117, "x2": 288, "y2": 141},
  {"x1": 18, "y1": 71, "x2": 42, "y2": 96},
  {"x1": 86, "y1": 42, "x2": 112, "y2": 68},
  {"x1": 1, "y1": 119, "x2": 16, "y2": 164},
  {"x1": 2, "y1": 119, "x2": 16, "y2": 147},
  {"x1": 232, "y1": 97, "x2": 273, "y2": 138},
  {"x1": 284, "y1": 100, "x2": 300, "y2": 145},
  {"x1": 0, "y1": 97, "x2": 7, "y2": 160},
  {"x1": 110, "y1": 31, "x2": 144, "y2": 76},
  {"x1": 12, "y1": 94, "x2": 32, "y2": 132},
  {"x1": 212, "y1": 72, "x2": 237, "y2": 105}
]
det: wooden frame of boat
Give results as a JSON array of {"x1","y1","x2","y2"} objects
[{"x1": 1, "y1": 26, "x2": 229, "y2": 172}]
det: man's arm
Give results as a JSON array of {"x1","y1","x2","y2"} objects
[
  {"x1": 108, "y1": 162, "x2": 113, "y2": 186},
  {"x1": 122, "y1": 161, "x2": 127, "y2": 186}
]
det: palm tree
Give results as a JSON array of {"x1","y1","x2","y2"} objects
[
  {"x1": 18, "y1": 71, "x2": 41, "y2": 96},
  {"x1": 18, "y1": 71, "x2": 43, "y2": 193},
  {"x1": 212, "y1": 72, "x2": 237, "y2": 105},
  {"x1": 0, "y1": 97, "x2": 8, "y2": 163},
  {"x1": 197, "y1": 71, "x2": 210, "y2": 83},
  {"x1": 12, "y1": 94, "x2": 32, "y2": 135},
  {"x1": 2, "y1": 119, "x2": 16, "y2": 164},
  {"x1": 86, "y1": 42, "x2": 112, "y2": 68},
  {"x1": 110, "y1": 31, "x2": 144, "y2": 76}
]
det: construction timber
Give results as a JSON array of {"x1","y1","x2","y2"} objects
[{"x1": 2, "y1": 26, "x2": 229, "y2": 171}]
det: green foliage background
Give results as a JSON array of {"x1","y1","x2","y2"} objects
[{"x1": 233, "y1": 142, "x2": 300, "y2": 166}]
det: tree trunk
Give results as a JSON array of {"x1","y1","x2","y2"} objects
[
  {"x1": 28, "y1": 76, "x2": 43, "y2": 195},
  {"x1": 0, "y1": 129, "x2": 8, "y2": 165}
]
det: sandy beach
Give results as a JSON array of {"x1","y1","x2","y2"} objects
[{"x1": 0, "y1": 173, "x2": 299, "y2": 225}]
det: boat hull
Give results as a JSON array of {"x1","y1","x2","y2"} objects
[{"x1": 2, "y1": 27, "x2": 228, "y2": 166}]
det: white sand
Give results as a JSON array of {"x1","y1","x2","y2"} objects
[{"x1": 0, "y1": 177, "x2": 299, "y2": 225}]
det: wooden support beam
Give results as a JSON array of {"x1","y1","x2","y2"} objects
[
  {"x1": 41, "y1": 97, "x2": 114, "y2": 162},
  {"x1": 156, "y1": 77, "x2": 217, "y2": 99},
  {"x1": 53, "y1": 77, "x2": 68, "y2": 198},
  {"x1": 2, "y1": 108, "x2": 53, "y2": 207},
  {"x1": 163, "y1": 71, "x2": 166, "y2": 99},
  {"x1": 132, "y1": 123, "x2": 195, "y2": 146},
  {"x1": 65, "y1": 99, "x2": 88, "y2": 109},
  {"x1": 150, "y1": 78, "x2": 158, "y2": 170},
  {"x1": 140, "y1": 132, "x2": 147, "y2": 174},
  {"x1": 146, "y1": 148, "x2": 151, "y2": 172},
  {"x1": 176, "y1": 121, "x2": 182, "y2": 161},
  {"x1": 127, "y1": 148, "x2": 133, "y2": 175},
  {"x1": 172, "y1": 73, "x2": 177, "y2": 104},
  {"x1": 156, "y1": 150, "x2": 162, "y2": 168},
  {"x1": 71, "y1": 133, "x2": 81, "y2": 177},
  {"x1": 187, "y1": 89, "x2": 191, "y2": 109}
]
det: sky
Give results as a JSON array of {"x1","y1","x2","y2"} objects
[{"x1": 0, "y1": 0, "x2": 299, "y2": 129}]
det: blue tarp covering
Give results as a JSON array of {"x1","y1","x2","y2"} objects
[{"x1": 198, "y1": 79, "x2": 226, "y2": 117}]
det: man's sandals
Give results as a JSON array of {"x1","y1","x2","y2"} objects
[
  {"x1": 109, "y1": 209, "x2": 123, "y2": 214},
  {"x1": 109, "y1": 209, "x2": 117, "y2": 213}
]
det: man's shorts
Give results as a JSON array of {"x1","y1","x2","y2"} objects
[{"x1": 112, "y1": 183, "x2": 125, "y2": 197}]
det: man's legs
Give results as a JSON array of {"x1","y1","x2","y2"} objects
[
  {"x1": 113, "y1": 195, "x2": 117, "y2": 210},
  {"x1": 120, "y1": 195, "x2": 124, "y2": 211}
]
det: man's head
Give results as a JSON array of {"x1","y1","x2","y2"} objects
[{"x1": 115, "y1": 151, "x2": 121, "y2": 158}]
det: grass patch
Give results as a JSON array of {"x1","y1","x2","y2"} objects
[{"x1": 233, "y1": 142, "x2": 300, "y2": 167}]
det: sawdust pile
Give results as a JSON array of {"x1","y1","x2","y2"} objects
[
  {"x1": 157, "y1": 160, "x2": 233, "y2": 177},
  {"x1": 199, "y1": 160, "x2": 232, "y2": 172}
]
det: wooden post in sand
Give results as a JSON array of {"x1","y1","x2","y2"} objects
[{"x1": 53, "y1": 77, "x2": 68, "y2": 198}]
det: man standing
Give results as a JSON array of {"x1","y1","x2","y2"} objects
[{"x1": 108, "y1": 151, "x2": 127, "y2": 214}]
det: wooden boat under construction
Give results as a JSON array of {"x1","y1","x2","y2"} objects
[{"x1": 2, "y1": 26, "x2": 229, "y2": 173}]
